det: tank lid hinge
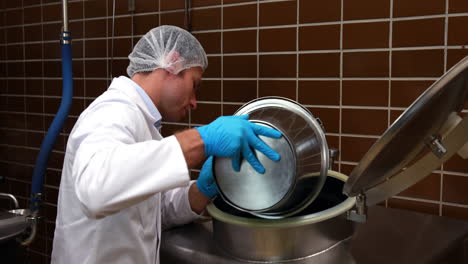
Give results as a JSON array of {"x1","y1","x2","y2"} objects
[{"x1": 347, "y1": 193, "x2": 367, "y2": 223}]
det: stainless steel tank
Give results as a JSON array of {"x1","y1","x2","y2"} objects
[{"x1": 207, "y1": 171, "x2": 356, "y2": 262}]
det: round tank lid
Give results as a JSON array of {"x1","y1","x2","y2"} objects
[{"x1": 343, "y1": 56, "x2": 468, "y2": 205}]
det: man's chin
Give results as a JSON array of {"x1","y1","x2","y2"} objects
[{"x1": 163, "y1": 114, "x2": 184, "y2": 122}]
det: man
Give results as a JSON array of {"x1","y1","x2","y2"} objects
[{"x1": 51, "y1": 25, "x2": 281, "y2": 263}]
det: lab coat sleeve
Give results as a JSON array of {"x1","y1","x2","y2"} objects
[
  {"x1": 72, "y1": 101, "x2": 190, "y2": 219},
  {"x1": 161, "y1": 181, "x2": 201, "y2": 230}
]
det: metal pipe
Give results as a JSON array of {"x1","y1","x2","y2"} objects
[
  {"x1": 62, "y1": 0, "x2": 68, "y2": 32},
  {"x1": 20, "y1": 213, "x2": 38, "y2": 246},
  {"x1": 0, "y1": 193, "x2": 19, "y2": 209},
  {"x1": 26, "y1": 0, "x2": 73, "y2": 245},
  {"x1": 110, "y1": 0, "x2": 116, "y2": 78}
]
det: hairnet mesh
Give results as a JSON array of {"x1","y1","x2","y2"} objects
[{"x1": 127, "y1": 25, "x2": 208, "y2": 77}]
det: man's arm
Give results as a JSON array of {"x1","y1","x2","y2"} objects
[
  {"x1": 174, "y1": 129, "x2": 205, "y2": 168},
  {"x1": 175, "y1": 129, "x2": 211, "y2": 213},
  {"x1": 188, "y1": 182, "x2": 210, "y2": 214}
]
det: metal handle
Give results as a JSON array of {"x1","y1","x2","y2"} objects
[{"x1": 0, "y1": 193, "x2": 19, "y2": 209}]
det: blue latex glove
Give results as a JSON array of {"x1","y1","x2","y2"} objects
[
  {"x1": 196, "y1": 157, "x2": 218, "y2": 198},
  {"x1": 195, "y1": 115, "x2": 282, "y2": 174}
]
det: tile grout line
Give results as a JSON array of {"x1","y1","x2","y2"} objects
[
  {"x1": 440, "y1": 0, "x2": 450, "y2": 217},
  {"x1": 188, "y1": 0, "x2": 193, "y2": 129},
  {"x1": 0, "y1": 76, "x2": 444, "y2": 81},
  {"x1": 385, "y1": 0, "x2": 394, "y2": 208},
  {"x1": 40, "y1": 0, "x2": 45, "y2": 138},
  {"x1": 221, "y1": 0, "x2": 224, "y2": 116},
  {"x1": 4, "y1": 0, "x2": 468, "y2": 14},
  {"x1": 295, "y1": 0, "x2": 299, "y2": 102},
  {"x1": 4, "y1": 42, "x2": 468, "y2": 52},
  {"x1": 338, "y1": 0, "x2": 343, "y2": 172},
  {"x1": 82, "y1": 0, "x2": 86, "y2": 111},
  {"x1": 4, "y1": 10, "x2": 468, "y2": 31},
  {"x1": 392, "y1": 195, "x2": 468, "y2": 209},
  {"x1": 0, "y1": 104, "x2": 415, "y2": 112},
  {"x1": 21, "y1": 0, "x2": 27, "y2": 148},
  {"x1": 105, "y1": 0, "x2": 109, "y2": 87},
  {"x1": 256, "y1": 0, "x2": 259, "y2": 99},
  {"x1": 388, "y1": 0, "x2": 393, "y2": 131}
]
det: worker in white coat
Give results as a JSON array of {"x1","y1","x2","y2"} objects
[{"x1": 51, "y1": 25, "x2": 282, "y2": 264}]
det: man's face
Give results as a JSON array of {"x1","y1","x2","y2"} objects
[{"x1": 159, "y1": 67, "x2": 203, "y2": 122}]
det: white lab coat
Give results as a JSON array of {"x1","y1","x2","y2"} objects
[{"x1": 51, "y1": 77, "x2": 200, "y2": 264}]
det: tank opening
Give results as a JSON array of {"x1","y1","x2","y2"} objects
[{"x1": 214, "y1": 176, "x2": 348, "y2": 219}]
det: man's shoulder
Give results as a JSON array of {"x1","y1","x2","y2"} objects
[
  {"x1": 87, "y1": 89, "x2": 141, "y2": 115},
  {"x1": 76, "y1": 90, "x2": 146, "y2": 132}
]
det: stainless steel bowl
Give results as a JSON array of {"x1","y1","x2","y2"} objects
[
  {"x1": 214, "y1": 97, "x2": 329, "y2": 219},
  {"x1": 207, "y1": 171, "x2": 356, "y2": 262}
]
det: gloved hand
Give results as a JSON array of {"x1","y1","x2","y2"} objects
[
  {"x1": 196, "y1": 156, "x2": 218, "y2": 198},
  {"x1": 195, "y1": 115, "x2": 282, "y2": 174}
]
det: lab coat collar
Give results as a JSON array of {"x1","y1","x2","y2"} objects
[
  {"x1": 108, "y1": 76, "x2": 162, "y2": 129},
  {"x1": 117, "y1": 76, "x2": 162, "y2": 130}
]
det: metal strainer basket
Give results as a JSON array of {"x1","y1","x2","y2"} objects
[{"x1": 214, "y1": 97, "x2": 329, "y2": 219}]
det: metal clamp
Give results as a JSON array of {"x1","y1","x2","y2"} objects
[
  {"x1": 329, "y1": 148, "x2": 339, "y2": 170},
  {"x1": 347, "y1": 193, "x2": 367, "y2": 223},
  {"x1": 426, "y1": 135, "x2": 447, "y2": 158}
]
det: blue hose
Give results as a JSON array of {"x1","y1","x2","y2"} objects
[{"x1": 30, "y1": 32, "x2": 73, "y2": 211}]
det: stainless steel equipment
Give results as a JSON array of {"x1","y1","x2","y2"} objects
[
  {"x1": 214, "y1": 98, "x2": 329, "y2": 219},
  {"x1": 161, "y1": 206, "x2": 468, "y2": 264},
  {"x1": 0, "y1": 193, "x2": 31, "y2": 263},
  {"x1": 203, "y1": 56, "x2": 468, "y2": 263},
  {"x1": 0, "y1": 193, "x2": 30, "y2": 243},
  {"x1": 343, "y1": 56, "x2": 468, "y2": 207},
  {"x1": 207, "y1": 171, "x2": 355, "y2": 262}
]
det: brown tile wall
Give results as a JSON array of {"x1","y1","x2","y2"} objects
[{"x1": 0, "y1": 0, "x2": 467, "y2": 262}]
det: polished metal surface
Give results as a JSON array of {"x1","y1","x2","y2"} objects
[
  {"x1": 351, "y1": 207, "x2": 468, "y2": 264},
  {"x1": 161, "y1": 207, "x2": 468, "y2": 264},
  {"x1": 214, "y1": 97, "x2": 329, "y2": 219},
  {"x1": 206, "y1": 172, "x2": 356, "y2": 262},
  {"x1": 212, "y1": 213, "x2": 353, "y2": 262},
  {"x1": 344, "y1": 56, "x2": 468, "y2": 199},
  {"x1": 62, "y1": 0, "x2": 68, "y2": 32},
  {"x1": 0, "y1": 211, "x2": 29, "y2": 242},
  {"x1": 161, "y1": 221, "x2": 356, "y2": 264},
  {"x1": 0, "y1": 193, "x2": 29, "y2": 243},
  {"x1": 215, "y1": 130, "x2": 296, "y2": 211},
  {"x1": 0, "y1": 193, "x2": 19, "y2": 209},
  {"x1": 365, "y1": 114, "x2": 468, "y2": 206},
  {"x1": 329, "y1": 148, "x2": 339, "y2": 169}
]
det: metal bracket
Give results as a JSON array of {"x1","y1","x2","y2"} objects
[
  {"x1": 329, "y1": 148, "x2": 339, "y2": 170},
  {"x1": 60, "y1": 31, "x2": 71, "y2": 45},
  {"x1": 426, "y1": 135, "x2": 447, "y2": 158},
  {"x1": 315, "y1": 117, "x2": 324, "y2": 130},
  {"x1": 347, "y1": 193, "x2": 367, "y2": 223}
]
